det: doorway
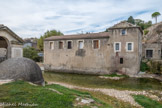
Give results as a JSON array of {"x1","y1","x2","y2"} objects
[{"x1": 0, "y1": 36, "x2": 8, "y2": 62}]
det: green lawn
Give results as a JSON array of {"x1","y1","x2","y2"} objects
[
  {"x1": 0, "y1": 81, "x2": 110, "y2": 108},
  {"x1": 133, "y1": 95, "x2": 162, "y2": 108}
]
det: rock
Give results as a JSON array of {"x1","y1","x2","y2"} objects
[
  {"x1": 0, "y1": 57, "x2": 44, "y2": 85},
  {"x1": 81, "y1": 98, "x2": 94, "y2": 104}
]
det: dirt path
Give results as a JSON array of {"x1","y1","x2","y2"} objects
[{"x1": 48, "y1": 81, "x2": 162, "y2": 107}]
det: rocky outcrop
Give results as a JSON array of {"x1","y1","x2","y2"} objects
[
  {"x1": 144, "y1": 22, "x2": 162, "y2": 43},
  {"x1": 0, "y1": 58, "x2": 44, "y2": 85}
]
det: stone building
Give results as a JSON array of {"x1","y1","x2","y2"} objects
[
  {"x1": 44, "y1": 21, "x2": 143, "y2": 75},
  {"x1": 142, "y1": 22, "x2": 162, "y2": 60},
  {"x1": 143, "y1": 43, "x2": 162, "y2": 60},
  {"x1": 23, "y1": 38, "x2": 38, "y2": 49},
  {"x1": 0, "y1": 24, "x2": 23, "y2": 62}
]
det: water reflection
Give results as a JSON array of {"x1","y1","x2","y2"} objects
[{"x1": 44, "y1": 72, "x2": 162, "y2": 90}]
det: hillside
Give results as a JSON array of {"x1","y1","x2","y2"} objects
[{"x1": 143, "y1": 22, "x2": 162, "y2": 43}]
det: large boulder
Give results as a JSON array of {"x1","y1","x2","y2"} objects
[{"x1": 0, "y1": 57, "x2": 44, "y2": 85}]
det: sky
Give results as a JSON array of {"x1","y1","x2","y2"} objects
[{"x1": 0, "y1": 0, "x2": 162, "y2": 39}]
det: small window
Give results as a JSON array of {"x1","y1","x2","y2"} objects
[
  {"x1": 49, "y1": 42, "x2": 54, "y2": 50},
  {"x1": 158, "y1": 50, "x2": 161, "y2": 55},
  {"x1": 126, "y1": 42, "x2": 133, "y2": 52},
  {"x1": 114, "y1": 42, "x2": 121, "y2": 52},
  {"x1": 122, "y1": 29, "x2": 126, "y2": 35},
  {"x1": 146, "y1": 50, "x2": 153, "y2": 58},
  {"x1": 67, "y1": 41, "x2": 72, "y2": 49},
  {"x1": 78, "y1": 40, "x2": 84, "y2": 49},
  {"x1": 59, "y1": 41, "x2": 63, "y2": 49},
  {"x1": 120, "y1": 58, "x2": 123, "y2": 64},
  {"x1": 93, "y1": 40, "x2": 99, "y2": 49},
  {"x1": 116, "y1": 43, "x2": 119, "y2": 50}
]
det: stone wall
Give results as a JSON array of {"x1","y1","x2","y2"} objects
[
  {"x1": 0, "y1": 29, "x2": 23, "y2": 61},
  {"x1": 44, "y1": 21, "x2": 142, "y2": 75},
  {"x1": 143, "y1": 43, "x2": 162, "y2": 60}
]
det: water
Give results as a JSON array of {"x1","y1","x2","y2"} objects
[{"x1": 44, "y1": 72, "x2": 162, "y2": 90}]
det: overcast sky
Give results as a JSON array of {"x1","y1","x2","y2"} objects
[{"x1": 0, "y1": 0, "x2": 161, "y2": 39}]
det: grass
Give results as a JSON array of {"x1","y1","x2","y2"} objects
[
  {"x1": 103, "y1": 73, "x2": 128, "y2": 77},
  {"x1": 0, "y1": 81, "x2": 110, "y2": 108},
  {"x1": 133, "y1": 95, "x2": 162, "y2": 108},
  {"x1": 44, "y1": 72, "x2": 162, "y2": 91}
]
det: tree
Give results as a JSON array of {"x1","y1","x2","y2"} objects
[
  {"x1": 37, "y1": 30, "x2": 64, "y2": 51},
  {"x1": 152, "y1": 12, "x2": 161, "y2": 24},
  {"x1": 135, "y1": 19, "x2": 152, "y2": 30},
  {"x1": 23, "y1": 46, "x2": 41, "y2": 62},
  {"x1": 127, "y1": 16, "x2": 135, "y2": 24}
]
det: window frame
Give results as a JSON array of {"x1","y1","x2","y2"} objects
[
  {"x1": 120, "y1": 57, "x2": 123, "y2": 64},
  {"x1": 77, "y1": 40, "x2": 84, "y2": 49},
  {"x1": 58, "y1": 41, "x2": 64, "y2": 49},
  {"x1": 49, "y1": 41, "x2": 54, "y2": 50},
  {"x1": 126, "y1": 42, "x2": 134, "y2": 52},
  {"x1": 114, "y1": 42, "x2": 121, "y2": 52},
  {"x1": 145, "y1": 49, "x2": 153, "y2": 58},
  {"x1": 121, "y1": 29, "x2": 127, "y2": 35},
  {"x1": 67, "y1": 40, "x2": 73, "y2": 49},
  {"x1": 92, "y1": 39, "x2": 100, "y2": 49}
]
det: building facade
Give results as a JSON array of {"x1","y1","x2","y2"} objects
[
  {"x1": 143, "y1": 43, "x2": 162, "y2": 60},
  {"x1": 0, "y1": 24, "x2": 23, "y2": 62},
  {"x1": 44, "y1": 21, "x2": 143, "y2": 75}
]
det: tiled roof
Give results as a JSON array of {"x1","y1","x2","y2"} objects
[{"x1": 45, "y1": 32, "x2": 110, "y2": 41}]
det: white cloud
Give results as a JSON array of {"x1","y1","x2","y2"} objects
[{"x1": 0, "y1": 0, "x2": 161, "y2": 38}]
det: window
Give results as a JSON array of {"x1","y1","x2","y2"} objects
[
  {"x1": 114, "y1": 42, "x2": 121, "y2": 52},
  {"x1": 121, "y1": 29, "x2": 126, "y2": 35},
  {"x1": 120, "y1": 58, "x2": 123, "y2": 64},
  {"x1": 67, "y1": 41, "x2": 72, "y2": 49},
  {"x1": 93, "y1": 40, "x2": 99, "y2": 49},
  {"x1": 59, "y1": 41, "x2": 63, "y2": 49},
  {"x1": 126, "y1": 42, "x2": 134, "y2": 52},
  {"x1": 146, "y1": 50, "x2": 153, "y2": 58},
  {"x1": 49, "y1": 42, "x2": 54, "y2": 50},
  {"x1": 78, "y1": 40, "x2": 84, "y2": 49}
]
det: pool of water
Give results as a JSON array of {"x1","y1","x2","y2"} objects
[{"x1": 43, "y1": 72, "x2": 162, "y2": 91}]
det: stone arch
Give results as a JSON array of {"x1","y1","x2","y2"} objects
[{"x1": 0, "y1": 36, "x2": 10, "y2": 61}]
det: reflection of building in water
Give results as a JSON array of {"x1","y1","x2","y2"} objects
[{"x1": 0, "y1": 24, "x2": 24, "y2": 62}]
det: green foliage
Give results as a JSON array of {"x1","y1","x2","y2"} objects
[
  {"x1": 140, "y1": 61, "x2": 149, "y2": 72},
  {"x1": 149, "y1": 61, "x2": 162, "y2": 74},
  {"x1": 133, "y1": 95, "x2": 162, "y2": 108},
  {"x1": 37, "y1": 30, "x2": 64, "y2": 51},
  {"x1": 0, "y1": 81, "x2": 109, "y2": 108},
  {"x1": 135, "y1": 19, "x2": 152, "y2": 30},
  {"x1": 127, "y1": 16, "x2": 135, "y2": 24},
  {"x1": 23, "y1": 46, "x2": 41, "y2": 62},
  {"x1": 152, "y1": 12, "x2": 161, "y2": 23},
  {"x1": 144, "y1": 30, "x2": 149, "y2": 35}
]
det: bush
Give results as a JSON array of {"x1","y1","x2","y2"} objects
[
  {"x1": 144, "y1": 30, "x2": 149, "y2": 35},
  {"x1": 23, "y1": 47, "x2": 42, "y2": 62},
  {"x1": 149, "y1": 61, "x2": 162, "y2": 74},
  {"x1": 140, "y1": 61, "x2": 149, "y2": 72}
]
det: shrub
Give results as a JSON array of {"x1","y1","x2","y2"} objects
[
  {"x1": 140, "y1": 61, "x2": 149, "y2": 72},
  {"x1": 149, "y1": 61, "x2": 162, "y2": 74},
  {"x1": 23, "y1": 46, "x2": 42, "y2": 62},
  {"x1": 144, "y1": 30, "x2": 149, "y2": 35}
]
